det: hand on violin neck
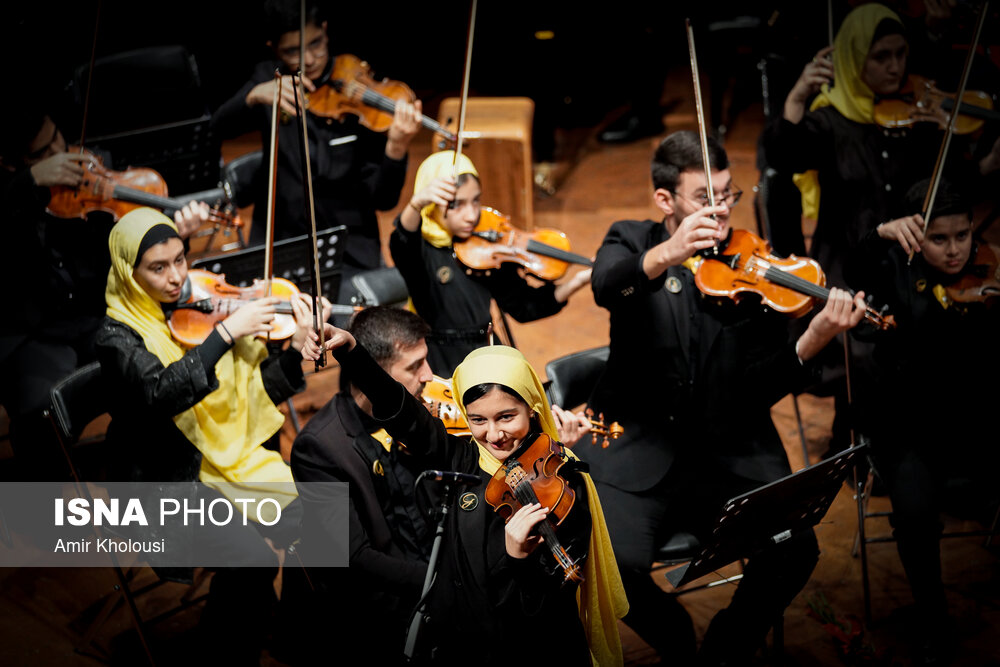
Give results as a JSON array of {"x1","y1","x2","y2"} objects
[
  {"x1": 908, "y1": 97, "x2": 950, "y2": 130},
  {"x1": 222, "y1": 296, "x2": 280, "y2": 340},
  {"x1": 877, "y1": 215, "x2": 926, "y2": 255},
  {"x1": 796, "y1": 288, "x2": 867, "y2": 361},
  {"x1": 551, "y1": 404, "x2": 590, "y2": 448},
  {"x1": 505, "y1": 502, "x2": 549, "y2": 559},
  {"x1": 173, "y1": 201, "x2": 210, "y2": 240},
  {"x1": 554, "y1": 267, "x2": 593, "y2": 303},
  {"x1": 784, "y1": 46, "x2": 834, "y2": 124},
  {"x1": 385, "y1": 99, "x2": 423, "y2": 160},
  {"x1": 29, "y1": 152, "x2": 87, "y2": 188},
  {"x1": 246, "y1": 74, "x2": 314, "y2": 116}
]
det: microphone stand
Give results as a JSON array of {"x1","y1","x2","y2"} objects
[{"x1": 403, "y1": 477, "x2": 462, "y2": 663}]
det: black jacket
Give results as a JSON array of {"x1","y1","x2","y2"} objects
[
  {"x1": 585, "y1": 219, "x2": 820, "y2": 492},
  {"x1": 761, "y1": 108, "x2": 942, "y2": 288},
  {"x1": 389, "y1": 217, "x2": 566, "y2": 375},
  {"x1": 333, "y1": 343, "x2": 592, "y2": 666},
  {"x1": 0, "y1": 167, "x2": 110, "y2": 362},
  {"x1": 95, "y1": 318, "x2": 303, "y2": 482},
  {"x1": 211, "y1": 59, "x2": 408, "y2": 271}
]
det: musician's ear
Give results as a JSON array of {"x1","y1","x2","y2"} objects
[{"x1": 653, "y1": 188, "x2": 676, "y2": 218}]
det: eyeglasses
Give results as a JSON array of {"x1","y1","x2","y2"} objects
[
  {"x1": 278, "y1": 34, "x2": 328, "y2": 65},
  {"x1": 674, "y1": 188, "x2": 744, "y2": 208}
]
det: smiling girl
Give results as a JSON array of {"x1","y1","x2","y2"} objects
[{"x1": 309, "y1": 330, "x2": 628, "y2": 666}]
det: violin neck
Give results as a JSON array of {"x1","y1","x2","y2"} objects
[
  {"x1": 939, "y1": 97, "x2": 1000, "y2": 124},
  {"x1": 509, "y1": 475, "x2": 563, "y2": 547},
  {"x1": 358, "y1": 88, "x2": 456, "y2": 139},
  {"x1": 111, "y1": 184, "x2": 185, "y2": 214},
  {"x1": 524, "y1": 239, "x2": 594, "y2": 268},
  {"x1": 761, "y1": 266, "x2": 830, "y2": 301}
]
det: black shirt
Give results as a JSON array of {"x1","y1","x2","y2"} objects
[
  {"x1": 762, "y1": 108, "x2": 942, "y2": 288},
  {"x1": 389, "y1": 216, "x2": 565, "y2": 375},
  {"x1": 211, "y1": 59, "x2": 408, "y2": 271}
]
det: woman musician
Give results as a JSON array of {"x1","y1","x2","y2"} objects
[
  {"x1": 391, "y1": 150, "x2": 592, "y2": 375},
  {"x1": 95, "y1": 207, "x2": 330, "y2": 664},
  {"x1": 306, "y1": 326, "x2": 628, "y2": 666}
]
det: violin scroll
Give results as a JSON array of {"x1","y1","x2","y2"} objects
[{"x1": 585, "y1": 408, "x2": 623, "y2": 448}]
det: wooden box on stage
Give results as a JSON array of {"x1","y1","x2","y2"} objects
[{"x1": 436, "y1": 97, "x2": 535, "y2": 229}]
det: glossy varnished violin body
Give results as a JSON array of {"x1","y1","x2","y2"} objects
[
  {"x1": 874, "y1": 74, "x2": 999, "y2": 135},
  {"x1": 943, "y1": 242, "x2": 1000, "y2": 306},
  {"x1": 168, "y1": 269, "x2": 359, "y2": 347},
  {"x1": 454, "y1": 207, "x2": 592, "y2": 281},
  {"x1": 422, "y1": 376, "x2": 471, "y2": 436},
  {"x1": 306, "y1": 54, "x2": 456, "y2": 141},
  {"x1": 484, "y1": 432, "x2": 584, "y2": 584},
  {"x1": 695, "y1": 229, "x2": 896, "y2": 330},
  {"x1": 48, "y1": 147, "x2": 241, "y2": 229},
  {"x1": 168, "y1": 269, "x2": 301, "y2": 347}
]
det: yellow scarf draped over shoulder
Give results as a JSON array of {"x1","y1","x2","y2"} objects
[
  {"x1": 105, "y1": 208, "x2": 295, "y2": 521},
  {"x1": 794, "y1": 3, "x2": 902, "y2": 220},
  {"x1": 451, "y1": 345, "x2": 629, "y2": 667},
  {"x1": 413, "y1": 150, "x2": 479, "y2": 248}
]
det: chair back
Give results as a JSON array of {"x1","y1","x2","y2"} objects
[
  {"x1": 544, "y1": 346, "x2": 609, "y2": 409},
  {"x1": 351, "y1": 267, "x2": 409, "y2": 307},
  {"x1": 222, "y1": 150, "x2": 263, "y2": 209},
  {"x1": 49, "y1": 362, "x2": 108, "y2": 443}
]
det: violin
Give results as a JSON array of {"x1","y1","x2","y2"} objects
[
  {"x1": 421, "y1": 378, "x2": 623, "y2": 445},
  {"x1": 305, "y1": 54, "x2": 456, "y2": 142},
  {"x1": 694, "y1": 229, "x2": 897, "y2": 330},
  {"x1": 47, "y1": 147, "x2": 242, "y2": 229},
  {"x1": 422, "y1": 376, "x2": 471, "y2": 436},
  {"x1": 484, "y1": 432, "x2": 584, "y2": 584},
  {"x1": 942, "y1": 242, "x2": 1000, "y2": 306},
  {"x1": 454, "y1": 207, "x2": 593, "y2": 281},
  {"x1": 167, "y1": 269, "x2": 359, "y2": 347},
  {"x1": 585, "y1": 409, "x2": 623, "y2": 448},
  {"x1": 874, "y1": 74, "x2": 999, "y2": 135}
]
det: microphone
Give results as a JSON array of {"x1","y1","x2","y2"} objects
[{"x1": 422, "y1": 470, "x2": 482, "y2": 487}]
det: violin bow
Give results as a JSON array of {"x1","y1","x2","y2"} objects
[
  {"x1": 685, "y1": 18, "x2": 719, "y2": 257},
  {"x1": 263, "y1": 70, "x2": 282, "y2": 340},
  {"x1": 449, "y1": 0, "x2": 479, "y2": 195},
  {"x1": 909, "y1": 0, "x2": 990, "y2": 264},
  {"x1": 74, "y1": 0, "x2": 104, "y2": 170},
  {"x1": 291, "y1": 0, "x2": 327, "y2": 370},
  {"x1": 827, "y1": 0, "x2": 835, "y2": 51}
]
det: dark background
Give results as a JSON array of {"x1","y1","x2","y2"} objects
[
  {"x1": 9, "y1": 1, "x2": 994, "y2": 195},
  {"x1": 1, "y1": 0, "x2": 829, "y2": 136}
]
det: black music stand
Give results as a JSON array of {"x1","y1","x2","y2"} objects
[
  {"x1": 666, "y1": 444, "x2": 865, "y2": 589},
  {"x1": 66, "y1": 45, "x2": 221, "y2": 195},
  {"x1": 191, "y1": 226, "x2": 348, "y2": 304}
]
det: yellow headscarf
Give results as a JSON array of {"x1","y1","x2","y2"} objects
[
  {"x1": 413, "y1": 150, "x2": 479, "y2": 248},
  {"x1": 795, "y1": 3, "x2": 903, "y2": 219},
  {"x1": 105, "y1": 208, "x2": 295, "y2": 520},
  {"x1": 451, "y1": 345, "x2": 629, "y2": 667}
]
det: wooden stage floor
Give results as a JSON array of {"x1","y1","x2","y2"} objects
[{"x1": 1, "y1": 64, "x2": 998, "y2": 666}]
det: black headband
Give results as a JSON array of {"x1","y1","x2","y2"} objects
[
  {"x1": 871, "y1": 18, "x2": 906, "y2": 46},
  {"x1": 135, "y1": 224, "x2": 181, "y2": 265}
]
